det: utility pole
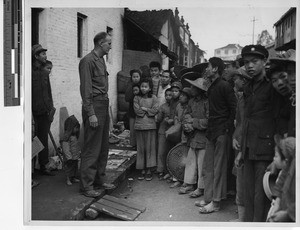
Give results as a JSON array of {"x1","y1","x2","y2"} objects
[{"x1": 251, "y1": 16, "x2": 258, "y2": 44}]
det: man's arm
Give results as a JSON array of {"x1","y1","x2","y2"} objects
[
  {"x1": 79, "y1": 58, "x2": 95, "y2": 117},
  {"x1": 225, "y1": 83, "x2": 237, "y2": 131}
]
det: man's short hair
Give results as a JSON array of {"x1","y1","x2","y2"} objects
[
  {"x1": 165, "y1": 88, "x2": 172, "y2": 94},
  {"x1": 162, "y1": 70, "x2": 171, "y2": 75},
  {"x1": 209, "y1": 57, "x2": 225, "y2": 76},
  {"x1": 149, "y1": 61, "x2": 161, "y2": 70},
  {"x1": 93, "y1": 32, "x2": 109, "y2": 46}
]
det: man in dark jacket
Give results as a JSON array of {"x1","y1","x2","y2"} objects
[
  {"x1": 198, "y1": 57, "x2": 237, "y2": 214},
  {"x1": 240, "y1": 45, "x2": 280, "y2": 222},
  {"x1": 32, "y1": 44, "x2": 55, "y2": 176}
]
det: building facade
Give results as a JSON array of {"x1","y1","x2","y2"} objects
[
  {"x1": 214, "y1": 44, "x2": 243, "y2": 61},
  {"x1": 32, "y1": 8, "x2": 124, "y2": 153},
  {"x1": 274, "y1": 7, "x2": 296, "y2": 51}
]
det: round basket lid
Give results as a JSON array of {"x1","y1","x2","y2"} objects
[
  {"x1": 166, "y1": 143, "x2": 189, "y2": 182},
  {"x1": 263, "y1": 171, "x2": 277, "y2": 201}
]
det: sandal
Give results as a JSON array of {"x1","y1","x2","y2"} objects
[
  {"x1": 145, "y1": 173, "x2": 153, "y2": 181},
  {"x1": 178, "y1": 185, "x2": 194, "y2": 194},
  {"x1": 158, "y1": 173, "x2": 164, "y2": 180},
  {"x1": 199, "y1": 202, "x2": 220, "y2": 214},
  {"x1": 195, "y1": 200, "x2": 208, "y2": 207},
  {"x1": 170, "y1": 181, "x2": 181, "y2": 188},
  {"x1": 189, "y1": 188, "x2": 204, "y2": 198},
  {"x1": 163, "y1": 173, "x2": 171, "y2": 180}
]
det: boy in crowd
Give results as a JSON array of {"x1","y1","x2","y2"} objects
[
  {"x1": 179, "y1": 78, "x2": 209, "y2": 199},
  {"x1": 157, "y1": 70, "x2": 172, "y2": 106},
  {"x1": 149, "y1": 61, "x2": 162, "y2": 96},
  {"x1": 240, "y1": 45, "x2": 281, "y2": 221},
  {"x1": 231, "y1": 67, "x2": 252, "y2": 221},
  {"x1": 156, "y1": 88, "x2": 173, "y2": 179}
]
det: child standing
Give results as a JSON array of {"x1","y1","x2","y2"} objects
[
  {"x1": 149, "y1": 61, "x2": 161, "y2": 96},
  {"x1": 134, "y1": 78, "x2": 159, "y2": 181},
  {"x1": 156, "y1": 88, "x2": 173, "y2": 179},
  {"x1": 167, "y1": 81, "x2": 183, "y2": 188},
  {"x1": 42, "y1": 60, "x2": 53, "y2": 75},
  {"x1": 174, "y1": 87, "x2": 192, "y2": 144},
  {"x1": 125, "y1": 69, "x2": 142, "y2": 148},
  {"x1": 179, "y1": 78, "x2": 209, "y2": 199},
  {"x1": 157, "y1": 70, "x2": 171, "y2": 106},
  {"x1": 61, "y1": 115, "x2": 81, "y2": 185},
  {"x1": 267, "y1": 135, "x2": 295, "y2": 222}
]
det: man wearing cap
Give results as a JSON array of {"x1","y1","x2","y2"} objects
[
  {"x1": 231, "y1": 67, "x2": 252, "y2": 221},
  {"x1": 269, "y1": 49, "x2": 295, "y2": 137},
  {"x1": 32, "y1": 44, "x2": 55, "y2": 176},
  {"x1": 240, "y1": 44, "x2": 281, "y2": 222},
  {"x1": 198, "y1": 57, "x2": 237, "y2": 214},
  {"x1": 79, "y1": 32, "x2": 115, "y2": 198},
  {"x1": 266, "y1": 50, "x2": 296, "y2": 222}
]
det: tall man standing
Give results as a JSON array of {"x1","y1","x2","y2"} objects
[
  {"x1": 198, "y1": 57, "x2": 237, "y2": 214},
  {"x1": 79, "y1": 32, "x2": 115, "y2": 198},
  {"x1": 240, "y1": 45, "x2": 278, "y2": 221},
  {"x1": 32, "y1": 44, "x2": 55, "y2": 176}
]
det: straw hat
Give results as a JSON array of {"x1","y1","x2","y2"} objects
[{"x1": 184, "y1": 77, "x2": 209, "y2": 92}]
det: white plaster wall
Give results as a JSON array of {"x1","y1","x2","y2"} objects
[
  {"x1": 38, "y1": 8, "x2": 124, "y2": 155},
  {"x1": 159, "y1": 20, "x2": 170, "y2": 70}
]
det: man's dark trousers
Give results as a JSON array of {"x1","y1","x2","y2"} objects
[
  {"x1": 80, "y1": 99, "x2": 110, "y2": 192},
  {"x1": 34, "y1": 113, "x2": 50, "y2": 170},
  {"x1": 243, "y1": 149, "x2": 271, "y2": 222}
]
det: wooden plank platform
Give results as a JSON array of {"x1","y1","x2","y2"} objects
[
  {"x1": 103, "y1": 195, "x2": 146, "y2": 213},
  {"x1": 91, "y1": 195, "x2": 146, "y2": 221}
]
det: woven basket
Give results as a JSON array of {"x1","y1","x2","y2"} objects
[{"x1": 166, "y1": 143, "x2": 189, "y2": 182}]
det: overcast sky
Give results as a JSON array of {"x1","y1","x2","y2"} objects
[
  {"x1": 177, "y1": 7, "x2": 290, "y2": 58},
  {"x1": 129, "y1": 0, "x2": 296, "y2": 58}
]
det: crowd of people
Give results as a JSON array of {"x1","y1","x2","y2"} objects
[
  {"x1": 32, "y1": 31, "x2": 296, "y2": 222},
  {"x1": 123, "y1": 44, "x2": 295, "y2": 222}
]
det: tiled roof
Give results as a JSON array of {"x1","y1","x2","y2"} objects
[
  {"x1": 125, "y1": 9, "x2": 174, "y2": 39},
  {"x1": 274, "y1": 7, "x2": 296, "y2": 26}
]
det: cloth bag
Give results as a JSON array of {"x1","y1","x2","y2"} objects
[{"x1": 165, "y1": 123, "x2": 182, "y2": 143}]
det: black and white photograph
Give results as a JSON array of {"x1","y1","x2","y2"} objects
[{"x1": 0, "y1": 0, "x2": 299, "y2": 229}]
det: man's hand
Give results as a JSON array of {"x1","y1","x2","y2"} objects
[
  {"x1": 167, "y1": 119, "x2": 174, "y2": 125},
  {"x1": 234, "y1": 152, "x2": 243, "y2": 168},
  {"x1": 232, "y1": 138, "x2": 240, "y2": 151},
  {"x1": 89, "y1": 115, "x2": 98, "y2": 128},
  {"x1": 268, "y1": 210, "x2": 290, "y2": 222},
  {"x1": 266, "y1": 162, "x2": 279, "y2": 175},
  {"x1": 183, "y1": 123, "x2": 194, "y2": 133},
  {"x1": 141, "y1": 107, "x2": 148, "y2": 112}
]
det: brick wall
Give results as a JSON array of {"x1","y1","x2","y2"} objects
[
  {"x1": 122, "y1": 49, "x2": 162, "y2": 75},
  {"x1": 37, "y1": 8, "x2": 124, "y2": 155}
]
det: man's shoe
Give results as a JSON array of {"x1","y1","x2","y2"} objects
[
  {"x1": 102, "y1": 183, "x2": 116, "y2": 190},
  {"x1": 82, "y1": 190, "x2": 101, "y2": 198}
]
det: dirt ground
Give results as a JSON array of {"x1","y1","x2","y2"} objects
[{"x1": 95, "y1": 169, "x2": 238, "y2": 222}]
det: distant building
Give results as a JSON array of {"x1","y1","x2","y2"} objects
[
  {"x1": 123, "y1": 8, "x2": 180, "y2": 72},
  {"x1": 123, "y1": 8, "x2": 205, "y2": 71},
  {"x1": 214, "y1": 44, "x2": 243, "y2": 61},
  {"x1": 274, "y1": 7, "x2": 296, "y2": 51},
  {"x1": 174, "y1": 8, "x2": 205, "y2": 67}
]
